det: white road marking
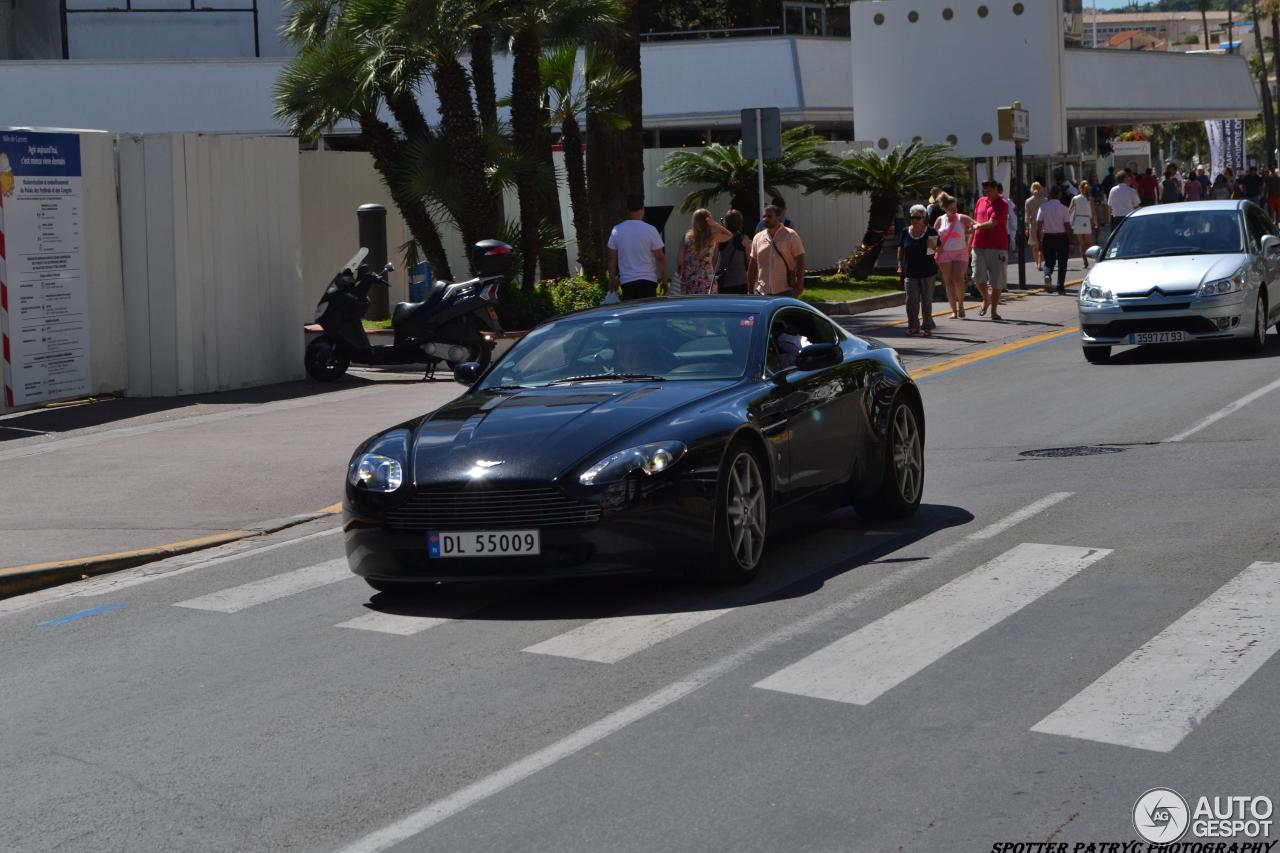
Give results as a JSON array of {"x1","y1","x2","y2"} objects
[
  {"x1": 1165, "y1": 374, "x2": 1280, "y2": 442},
  {"x1": 1032, "y1": 560, "x2": 1280, "y2": 752},
  {"x1": 333, "y1": 494, "x2": 1072, "y2": 852},
  {"x1": 754, "y1": 543, "x2": 1111, "y2": 705},
  {"x1": 335, "y1": 611, "x2": 453, "y2": 636},
  {"x1": 523, "y1": 608, "x2": 735, "y2": 663},
  {"x1": 172, "y1": 558, "x2": 351, "y2": 613},
  {"x1": 0, "y1": 527, "x2": 343, "y2": 616}
]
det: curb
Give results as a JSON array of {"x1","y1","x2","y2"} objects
[{"x1": 0, "y1": 504, "x2": 343, "y2": 600}]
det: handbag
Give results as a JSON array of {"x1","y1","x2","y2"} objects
[{"x1": 602, "y1": 289, "x2": 621, "y2": 305}]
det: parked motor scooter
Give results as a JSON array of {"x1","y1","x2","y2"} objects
[{"x1": 305, "y1": 240, "x2": 514, "y2": 382}]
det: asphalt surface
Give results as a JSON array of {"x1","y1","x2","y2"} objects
[{"x1": 6, "y1": 279, "x2": 1279, "y2": 852}]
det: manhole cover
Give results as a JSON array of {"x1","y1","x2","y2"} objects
[{"x1": 1019, "y1": 446, "x2": 1125, "y2": 459}]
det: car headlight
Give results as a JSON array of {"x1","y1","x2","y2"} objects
[
  {"x1": 578, "y1": 441, "x2": 687, "y2": 485},
  {"x1": 1198, "y1": 271, "x2": 1247, "y2": 297},
  {"x1": 348, "y1": 429, "x2": 410, "y2": 492},
  {"x1": 1079, "y1": 280, "x2": 1115, "y2": 305}
]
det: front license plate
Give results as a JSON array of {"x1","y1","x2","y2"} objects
[
  {"x1": 429, "y1": 530, "x2": 541, "y2": 558},
  {"x1": 1129, "y1": 331, "x2": 1186, "y2": 344}
]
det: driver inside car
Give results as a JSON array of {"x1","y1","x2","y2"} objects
[{"x1": 769, "y1": 320, "x2": 810, "y2": 370}]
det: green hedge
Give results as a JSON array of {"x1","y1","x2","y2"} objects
[{"x1": 497, "y1": 276, "x2": 606, "y2": 330}]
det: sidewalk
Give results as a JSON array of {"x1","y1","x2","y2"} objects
[{"x1": 0, "y1": 271, "x2": 1084, "y2": 596}]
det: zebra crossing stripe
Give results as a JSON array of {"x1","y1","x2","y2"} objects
[
  {"x1": 173, "y1": 558, "x2": 350, "y2": 613},
  {"x1": 336, "y1": 611, "x2": 454, "y2": 636},
  {"x1": 1032, "y1": 560, "x2": 1280, "y2": 752},
  {"x1": 523, "y1": 608, "x2": 736, "y2": 663},
  {"x1": 754, "y1": 543, "x2": 1112, "y2": 705}
]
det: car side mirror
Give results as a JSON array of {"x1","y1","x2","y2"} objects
[
  {"x1": 1085, "y1": 245, "x2": 1102, "y2": 262},
  {"x1": 795, "y1": 343, "x2": 842, "y2": 372},
  {"x1": 1262, "y1": 235, "x2": 1280, "y2": 257},
  {"x1": 453, "y1": 361, "x2": 482, "y2": 385}
]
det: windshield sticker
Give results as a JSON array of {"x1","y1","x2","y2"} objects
[{"x1": 740, "y1": 316, "x2": 756, "y2": 327}]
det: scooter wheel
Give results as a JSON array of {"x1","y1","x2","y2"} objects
[
  {"x1": 305, "y1": 336, "x2": 351, "y2": 382},
  {"x1": 446, "y1": 339, "x2": 492, "y2": 372}
]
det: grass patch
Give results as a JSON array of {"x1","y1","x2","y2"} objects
[
  {"x1": 801, "y1": 274, "x2": 901, "y2": 305},
  {"x1": 363, "y1": 318, "x2": 394, "y2": 330}
]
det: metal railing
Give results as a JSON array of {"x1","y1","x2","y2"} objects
[{"x1": 639, "y1": 26, "x2": 781, "y2": 42}]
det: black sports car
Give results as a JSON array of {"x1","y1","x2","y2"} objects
[{"x1": 343, "y1": 296, "x2": 924, "y2": 592}]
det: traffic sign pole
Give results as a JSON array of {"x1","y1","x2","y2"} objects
[
  {"x1": 998, "y1": 101, "x2": 1030, "y2": 289},
  {"x1": 756, "y1": 109, "x2": 766, "y2": 220}
]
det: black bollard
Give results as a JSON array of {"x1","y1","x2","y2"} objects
[{"x1": 357, "y1": 203, "x2": 389, "y2": 320}]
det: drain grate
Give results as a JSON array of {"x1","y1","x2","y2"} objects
[{"x1": 1019, "y1": 445, "x2": 1125, "y2": 459}]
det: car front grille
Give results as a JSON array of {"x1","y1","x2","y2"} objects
[
  {"x1": 1084, "y1": 316, "x2": 1219, "y2": 337},
  {"x1": 384, "y1": 484, "x2": 602, "y2": 531},
  {"x1": 1120, "y1": 303, "x2": 1191, "y2": 312}
]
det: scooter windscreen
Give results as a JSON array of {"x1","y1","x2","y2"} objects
[{"x1": 344, "y1": 247, "x2": 370, "y2": 274}]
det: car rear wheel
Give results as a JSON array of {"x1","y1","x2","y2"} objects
[
  {"x1": 305, "y1": 335, "x2": 350, "y2": 381},
  {"x1": 708, "y1": 443, "x2": 768, "y2": 584},
  {"x1": 1243, "y1": 291, "x2": 1267, "y2": 353},
  {"x1": 1082, "y1": 345, "x2": 1111, "y2": 364},
  {"x1": 853, "y1": 399, "x2": 924, "y2": 520}
]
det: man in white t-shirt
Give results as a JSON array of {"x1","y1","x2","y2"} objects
[
  {"x1": 607, "y1": 195, "x2": 668, "y2": 301},
  {"x1": 1107, "y1": 170, "x2": 1142, "y2": 232}
]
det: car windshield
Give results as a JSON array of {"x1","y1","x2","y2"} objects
[
  {"x1": 480, "y1": 311, "x2": 759, "y2": 389},
  {"x1": 1104, "y1": 210, "x2": 1245, "y2": 260}
]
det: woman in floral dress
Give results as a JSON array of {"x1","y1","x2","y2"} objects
[{"x1": 675, "y1": 208, "x2": 733, "y2": 295}]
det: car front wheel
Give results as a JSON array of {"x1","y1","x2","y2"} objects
[
  {"x1": 1243, "y1": 291, "x2": 1268, "y2": 353},
  {"x1": 709, "y1": 443, "x2": 768, "y2": 584}
]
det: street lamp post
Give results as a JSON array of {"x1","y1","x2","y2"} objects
[{"x1": 998, "y1": 102, "x2": 1030, "y2": 290}]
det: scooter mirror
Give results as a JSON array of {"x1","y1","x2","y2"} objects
[
  {"x1": 453, "y1": 361, "x2": 483, "y2": 386},
  {"x1": 383, "y1": 262, "x2": 395, "y2": 274}
]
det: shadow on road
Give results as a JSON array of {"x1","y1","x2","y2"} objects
[
  {"x1": 360, "y1": 501, "x2": 974, "y2": 622},
  {"x1": 1104, "y1": 338, "x2": 1280, "y2": 366}
]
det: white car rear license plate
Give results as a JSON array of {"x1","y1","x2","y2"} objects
[
  {"x1": 1129, "y1": 331, "x2": 1186, "y2": 344},
  {"x1": 429, "y1": 530, "x2": 541, "y2": 558}
]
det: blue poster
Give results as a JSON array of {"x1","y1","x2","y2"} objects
[{"x1": 0, "y1": 129, "x2": 91, "y2": 408}]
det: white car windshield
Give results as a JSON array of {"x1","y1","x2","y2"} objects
[
  {"x1": 1105, "y1": 210, "x2": 1245, "y2": 260},
  {"x1": 481, "y1": 312, "x2": 760, "y2": 388}
]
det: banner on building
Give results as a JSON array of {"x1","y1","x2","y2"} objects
[
  {"x1": 0, "y1": 130, "x2": 92, "y2": 408},
  {"x1": 1205, "y1": 119, "x2": 1246, "y2": 177}
]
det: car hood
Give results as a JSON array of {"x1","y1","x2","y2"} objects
[
  {"x1": 411, "y1": 381, "x2": 733, "y2": 482},
  {"x1": 1087, "y1": 254, "x2": 1248, "y2": 296}
]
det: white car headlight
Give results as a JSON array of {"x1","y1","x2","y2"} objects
[
  {"x1": 348, "y1": 429, "x2": 410, "y2": 492},
  {"x1": 1079, "y1": 281, "x2": 1115, "y2": 305},
  {"x1": 1198, "y1": 271, "x2": 1247, "y2": 297},
  {"x1": 578, "y1": 441, "x2": 687, "y2": 486}
]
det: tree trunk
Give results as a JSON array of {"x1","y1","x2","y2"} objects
[
  {"x1": 361, "y1": 117, "x2": 454, "y2": 282},
  {"x1": 537, "y1": 103, "x2": 569, "y2": 278},
  {"x1": 587, "y1": 0, "x2": 644, "y2": 277},
  {"x1": 1202, "y1": 8, "x2": 1211, "y2": 47},
  {"x1": 432, "y1": 59, "x2": 492, "y2": 267},
  {"x1": 561, "y1": 116, "x2": 601, "y2": 280},
  {"x1": 1251, "y1": 1, "x2": 1276, "y2": 166},
  {"x1": 847, "y1": 193, "x2": 898, "y2": 281},
  {"x1": 470, "y1": 31, "x2": 498, "y2": 134},
  {"x1": 510, "y1": 28, "x2": 545, "y2": 289}
]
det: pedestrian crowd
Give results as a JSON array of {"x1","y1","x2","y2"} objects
[{"x1": 606, "y1": 193, "x2": 806, "y2": 303}]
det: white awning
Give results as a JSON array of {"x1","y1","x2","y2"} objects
[{"x1": 1064, "y1": 48, "x2": 1260, "y2": 123}]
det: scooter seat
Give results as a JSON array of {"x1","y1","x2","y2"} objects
[{"x1": 392, "y1": 282, "x2": 450, "y2": 326}]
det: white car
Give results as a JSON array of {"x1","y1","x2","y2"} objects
[{"x1": 1078, "y1": 200, "x2": 1280, "y2": 363}]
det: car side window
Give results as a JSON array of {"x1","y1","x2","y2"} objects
[
  {"x1": 1247, "y1": 207, "x2": 1275, "y2": 249},
  {"x1": 767, "y1": 308, "x2": 835, "y2": 373}
]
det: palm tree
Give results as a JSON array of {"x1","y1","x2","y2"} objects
[
  {"x1": 1250, "y1": 0, "x2": 1276, "y2": 165},
  {"x1": 541, "y1": 44, "x2": 635, "y2": 280},
  {"x1": 498, "y1": 0, "x2": 624, "y2": 287},
  {"x1": 658, "y1": 126, "x2": 826, "y2": 217},
  {"x1": 803, "y1": 142, "x2": 967, "y2": 281},
  {"x1": 276, "y1": 0, "x2": 455, "y2": 280}
]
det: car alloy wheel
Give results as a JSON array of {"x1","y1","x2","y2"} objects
[
  {"x1": 1245, "y1": 292, "x2": 1267, "y2": 353},
  {"x1": 726, "y1": 451, "x2": 767, "y2": 570},
  {"x1": 892, "y1": 404, "x2": 923, "y2": 505}
]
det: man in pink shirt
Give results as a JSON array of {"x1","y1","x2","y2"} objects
[{"x1": 971, "y1": 179, "x2": 1009, "y2": 321}]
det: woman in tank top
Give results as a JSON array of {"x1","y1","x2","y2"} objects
[{"x1": 932, "y1": 192, "x2": 974, "y2": 319}]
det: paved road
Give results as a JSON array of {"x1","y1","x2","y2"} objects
[{"x1": 5, "y1": 312, "x2": 1280, "y2": 852}]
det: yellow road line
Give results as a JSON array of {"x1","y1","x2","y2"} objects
[{"x1": 911, "y1": 326, "x2": 1081, "y2": 380}]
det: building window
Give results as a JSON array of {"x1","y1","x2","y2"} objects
[{"x1": 782, "y1": 1, "x2": 848, "y2": 37}]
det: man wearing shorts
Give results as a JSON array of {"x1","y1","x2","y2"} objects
[
  {"x1": 1265, "y1": 167, "x2": 1280, "y2": 223},
  {"x1": 971, "y1": 179, "x2": 1009, "y2": 321}
]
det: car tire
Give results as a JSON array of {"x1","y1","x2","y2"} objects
[
  {"x1": 853, "y1": 397, "x2": 924, "y2": 520},
  {"x1": 305, "y1": 335, "x2": 351, "y2": 381},
  {"x1": 1243, "y1": 291, "x2": 1267, "y2": 353},
  {"x1": 708, "y1": 442, "x2": 769, "y2": 585},
  {"x1": 1082, "y1": 345, "x2": 1111, "y2": 364}
]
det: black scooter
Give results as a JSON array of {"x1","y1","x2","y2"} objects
[{"x1": 305, "y1": 240, "x2": 514, "y2": 382}]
